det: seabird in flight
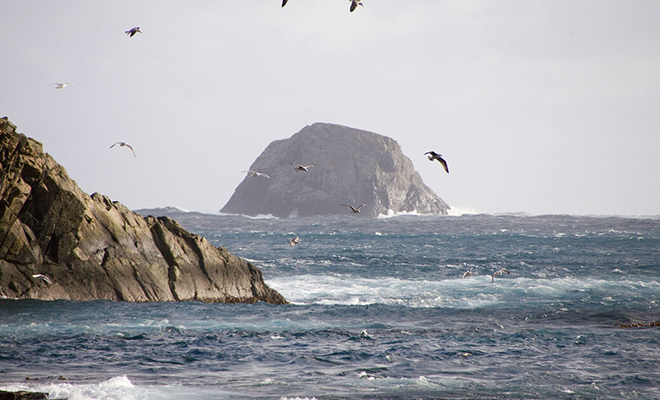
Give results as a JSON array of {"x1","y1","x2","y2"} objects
[
  {"x1": 462, "y1": 267, "x2": 474, "y2": 279},
  {"x1": 54, "y1": 82, "x2": 73, "y2": 89},
  {"x1": 425, "y1": 151, "x2": 449, "y2": 173},
  {"x1": 110, "y1": 142, "x2": 136, "y2": 157},
  {"x1": 350, "y1": 0, "x2": 364, "y2": 12},
  {"x1": 32, "y1": 274, "x2": 53, "y2": 284},
  {"x1": 341, "y1": 203, "x2": 366, "y2": 213},
  {"x1": 288, "y1": 236, "x2": 300, "y2": 246},
  {"x1": 291, "y1": 163, "x2": 315, "y2": 172},
  {"x1": 125, "y1": 27, "x2": 142, "y2": 37},
  {"x1": 245, "y1": 170, "x2": 271, "y2": 179},
  {"x1": 491, "y1": 268, "x2": 510, "y2": 283}
]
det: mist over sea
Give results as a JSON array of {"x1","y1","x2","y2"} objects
[{"x1": 2, "y1": 213, "x2": 659, "y2": 399}]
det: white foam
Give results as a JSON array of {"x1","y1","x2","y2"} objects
[
  {"x1": 377, "y1": 209, "x2": 420, "y2": 219},
  {"x1": 446, "y1": 206, "x2": 478, "y2": 216}
]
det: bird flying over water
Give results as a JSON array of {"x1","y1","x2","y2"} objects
[
  {"x1": 291, "y1": 163, "x2": 315, "y2": 172},
  {"x1": 341, "y1": 203, "x2": 366, "y2": 213},
  {"x1": 462, "y1": 267, "x2": 474, "y2": 278},
  {"x1": 350, "y1": 0, "x2": 364, "y2": 12},
  {"x1": 245, "y1": 170, "x2": 271, "y2": 179},
  {"x1": 32, "y1": 274, "x2": 53, "y2": 284},
  {"x1": 54, "y1": 82, "x2": 73, "y2": 89},
  {"x1": 110, "y1": 142, "x2": 136, "y2": 157},
  {"x1": 425, "y1": 151, "x2": 449, "y2": 173},
  {"x1": 125, "y1": 27, "x2": 142, "y2": 37},
  {"x1": 288, "y1": 236, "x2": 300, "y2": 246},
  {"x1": 491, "y1": 268, "x2": 510, "y2": 283}
]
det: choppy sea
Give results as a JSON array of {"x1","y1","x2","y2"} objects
[{"x1": 1, "y1": 213, "x2": 659, "y2": 399}]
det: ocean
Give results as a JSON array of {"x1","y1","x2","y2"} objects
[{"x1": 1, "y1": 213, "x2": 659, "y2": 399}]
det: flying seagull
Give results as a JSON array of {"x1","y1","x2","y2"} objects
[
  {"x1": 110, "y1": 142, "x2": 136, "y2": 157},
  {"x1": 282, "y1": 0, "x2": 289, "y2": 6},
  {"x1": 125, "y1": 27, "x2": 142, "y2": 37},
  {"x1": 462, "y1": 267, "x2": 474, "y2": 279},
  {"x1": 288, "y1": 236, "x2": 300, "y2": 246},
  {"x1": 32, "y1": 274, "x2": 53, "y2": 284},
  {"x1": 341, "y1": 203, "x2": 366, "y2": 213},
  {"x1": 350, "y1": 0, "x2": 364, "y2": 12},
  {"x1": 291, "y1": 163, "x2": 315, "y2": 172},
  {"x1": 53, "y1": 82, "x2": 73, "y2": 89},
  {"x1": 491, "y1": 268, "x2": 510, "y2": 283},
  {"x1": 425, "y1": 151, "x2": 449, "y2": 173},
  {"x1": 244, "y1": 170, "x2": 271, "y2": 179}
]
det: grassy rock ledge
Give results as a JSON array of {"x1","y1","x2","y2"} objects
[{"x1": 0, "y1": 117, "x2": 286, "y2": 304}]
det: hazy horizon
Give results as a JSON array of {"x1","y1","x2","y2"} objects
[{"x1": 2, "y1": 1, "x2": 659, "y2": 216}]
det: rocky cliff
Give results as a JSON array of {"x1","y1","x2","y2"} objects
[
  {"x1": 221, "y1": 123, "x2": 449, "y2": 218},
  {"x1": 0, "y1": 117, "x2": 286, "y2": 304}
]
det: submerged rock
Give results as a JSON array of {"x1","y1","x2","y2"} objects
[
  {"x1": 0, "y1": 117, "x2": 286, "y2": 304},
  {"x1": 221, "y1": 123, "x2": 449, "y2": 218}
]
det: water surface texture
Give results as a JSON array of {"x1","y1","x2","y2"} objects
[{"x1": 1, "y1": 214, "x2": 659, "y2": 399}]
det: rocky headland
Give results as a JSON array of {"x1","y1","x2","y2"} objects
[
  {"x1": 221, "y1": 123, "x2": 449, "y2": 218},
  {"x1": 0, "y1": 117, "x2": 286, "y2": 304}
]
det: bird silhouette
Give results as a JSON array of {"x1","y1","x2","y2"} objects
[
  {"x1": 425, "y1": 151, "x2": 449, "y2": 173},
  {"x1": 110, "y1": 142, "x2": 136, "y2": 157},
  {"x1": 291, "y1": 163, "x2": 315, "y2": 172},
  {"x1": 341, "y1": 203, "x2": 366, "y2": 213},
  {"x1": 350, "y1": 0, "x2": 364, "y2": 12},
  {"x1": 125, "y1": 27, "x2": 142, "y2": 37}
]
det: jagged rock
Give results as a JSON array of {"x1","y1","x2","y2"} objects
[
  {"x1": 221, "y1": 123, "x2": 450, "y2": 218},
  {"x1": 0, "y1": 117, "x2": 286, "y2": 304}
]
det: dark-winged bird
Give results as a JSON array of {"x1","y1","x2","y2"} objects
[
  {"x1": 350, "y1": 0, "x2": 364, "y2": 12},
  {"x1": 291, "y1": 163, "x2": 315, "y2": 172},
  {"x1": 125, "y1": 27, "x2": 142, "y2": 37},
  {"x1": 282, "y1": 0, "x2": 289, "y2": 6},
  {"x1": 341, "y1": 203, "x2": 366, "y2": 213},
  {"x1": 425, "y1": 151, "x2": 449, "y2": 173}
]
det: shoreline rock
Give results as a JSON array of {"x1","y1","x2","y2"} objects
[{"x1": 0, "y1": 117, "x2": 287, "y2": 304}]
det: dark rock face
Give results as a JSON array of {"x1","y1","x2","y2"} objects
[
  {"x1": 0, "y1": 390, "x2": 47, "y2": 400},
  {"x1": 221, "y1": 123, "x2": 449, "y2": 218},
  {"x1": 0, "y1": 117, "x2": 286, "y2": 304}
]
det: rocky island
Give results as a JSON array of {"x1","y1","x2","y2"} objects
[
  {"x1": 221, "y1": 123, "x2": 450, "y2": 218},
  {"x1": 0, "y1": 117, "x2": 286, "y2": 304}
]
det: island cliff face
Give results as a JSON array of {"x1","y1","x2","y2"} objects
[
  {"x1": 221, "y1": 123, "x2": 449, "y2": 218},
  {"x1": 0, "y1": 117, "x2": 286, "y2": 304}
]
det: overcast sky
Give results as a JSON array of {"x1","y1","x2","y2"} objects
[{"x1": 2, "y1": 1, "x2": 659, "y2": 216}]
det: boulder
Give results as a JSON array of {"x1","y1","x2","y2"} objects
[
  {"x1": 0, "y1": 117, "x2": 286, "y2": 304},
  {"x1": 221, "y1": 123, "x2": 449, "y2": 218}
]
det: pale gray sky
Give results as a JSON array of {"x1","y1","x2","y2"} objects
[{"x1": 2, "y1": 1, "x2": 659, "y2": 216}]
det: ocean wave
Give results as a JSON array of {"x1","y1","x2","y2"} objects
[
  {"x1": 267, "y1": 274, "x2": 660, "y2": 309},
  {"x1": 217, "y1": 212, "x2": 280, "y2": 220}
]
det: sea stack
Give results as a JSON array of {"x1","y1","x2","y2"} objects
[
  {"x1": 221, "y1": 123, "x2": 449, "y2": 218},
  {"x1": 0, "y1": 117, "x2": 286, "y2": 304}
]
